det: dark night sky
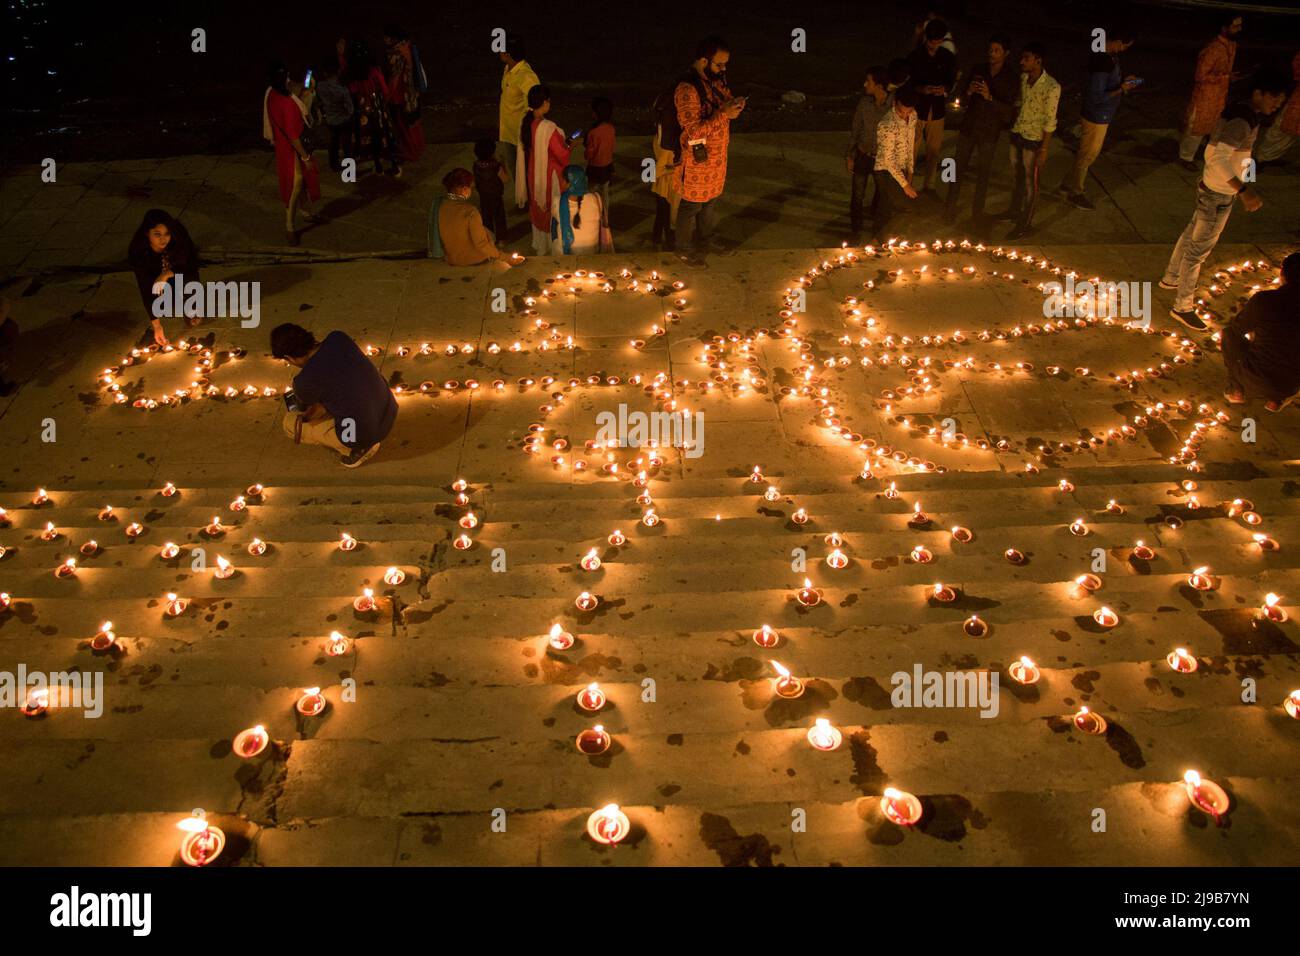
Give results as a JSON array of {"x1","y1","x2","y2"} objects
[{"x1": 3, "y1": 0, "x2": 1299, "y2": 162}]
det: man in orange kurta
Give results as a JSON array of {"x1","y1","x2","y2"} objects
[
  {"x1": 1179, "y1": 16, "x2": 1242, "y2": 166},
  {"x1": 673, "y1": 36, "x2": 745, "y2": 259}
]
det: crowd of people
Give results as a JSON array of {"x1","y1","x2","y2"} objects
[{"x1": 107, "y1": 16, "x2": 1300, "y2": 469}]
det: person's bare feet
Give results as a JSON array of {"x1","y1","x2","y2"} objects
[{"x1": 1223, "y1": 389, "x2": 1245, "y2": 405}]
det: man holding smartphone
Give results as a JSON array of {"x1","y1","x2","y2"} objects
[
  {"x1": 1061, "y1": 28, "x2": 1137, "y2": 211},
  {"x1": 674, "y1": 36, "x2": 745, "y2": 262},
  {"x1": 271, "y1": 323, "x2": 397, "y2": 468}
]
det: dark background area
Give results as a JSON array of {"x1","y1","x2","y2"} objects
[{"x1": 3, "y1": 0, "x2": 1300, "y2": 164}]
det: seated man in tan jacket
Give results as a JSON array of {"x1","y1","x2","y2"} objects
[{"x1": 429, "y1": 168, "x2": 505, "y2": 265}]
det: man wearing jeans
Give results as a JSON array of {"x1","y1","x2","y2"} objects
[
  {"x1": 1061, "y1": 29, "x2": 1137, "y2": 210},
  {"x1": 846, "y1": 65, "x2": 891, "y2": 241},
  {"x1": 1161, "y1": 69, "x2": 1291, "y2": 331},
  {"x1": 943, "y1": 35, "x2": 1018, "y2": 230},
  {"x1": 872, "y1": 88, "x2": 919, "y2": 238},
  {"x1": 1000, "y1": 43, "x2": 1059, "y2": 241}
]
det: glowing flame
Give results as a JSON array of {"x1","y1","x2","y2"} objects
[{"x1": 772, "y1": 661, "x2": 792, "y2": 680}]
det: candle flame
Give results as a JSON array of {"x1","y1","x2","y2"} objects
[
  {"x1": 1184, "y1": 769, "x2": 1201, "y2": 787},
  {"x1": 1193, "y1": 566, "x2": 1208, "y2": 576},
  {"x1": 1265, "y1": 593, "x2": 1280, "y2": 607},
  {"x1": 883, "y1": 787, "x2": 903, "y2": 800},
  {"x1": 1019, "y1": 656, "x2": 1034, "y2": 668},
  {"x1": 216, "y1": 556, "x2": 230, "y2": 570},
  {"x1": 772, "y1": 661, "x2": 791, "y2": 679},
  {"x1": 176, "y1": 816, "x2": 209, "y2": 833}
]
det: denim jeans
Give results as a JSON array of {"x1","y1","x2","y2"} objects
[
  {"x1": 1162, "y1": 185, "x2": 1235, "y2": 312},
  {"x1": 675, "y1": 198, "x2": 717, "y2": 252},
  {"x1": 945, "y1": 133, "x2": 998, "y2": 219}
]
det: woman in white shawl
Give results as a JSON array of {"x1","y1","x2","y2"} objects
[{"x1": 516, "y1": 84, "x2": 578, "y2": 255}]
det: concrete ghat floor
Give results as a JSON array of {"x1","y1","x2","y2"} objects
[{"x1": 1, "y1": 241, "x2": 1299, "y2": 866}]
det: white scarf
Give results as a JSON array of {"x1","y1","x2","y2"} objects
[{"x1": 517, "y1": 117, "x2": 563, "y2": 211}]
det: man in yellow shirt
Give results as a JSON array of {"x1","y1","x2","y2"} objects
[{"x1": 499, "y1": 38, "x2": 540, "y2": 209}]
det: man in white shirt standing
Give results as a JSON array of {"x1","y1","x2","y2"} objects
[
  {"x1": 871, "y1": 88, "x2": 919, "y2": 238},
  {"x1": 998, "y1": 42, "x2": 1059, "y2": 241},
  {"x1": 1160, "y1": 67, "x2": 1291, "y2": 331}
]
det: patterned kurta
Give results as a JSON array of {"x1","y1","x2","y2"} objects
[
  {"x1": 675, "y1": 74, "x2": 732, "y2": 203},
  {"x1": 1183, "y1": 36, "x2": 1236, "y2": 137}
]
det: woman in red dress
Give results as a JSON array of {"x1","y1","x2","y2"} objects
[
  {"x1": 383, "y1": 24, "x2": 425, "y2": 169},
  {"x1": 517, "y1": 84, "x2": 577, "y2": 255},
  {"x1": 264, "y1": 64, "x2": 320, "y2": 246}
]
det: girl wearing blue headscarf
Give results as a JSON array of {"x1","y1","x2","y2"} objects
[{"x1": 550, "y1": 164, "x2": 612, "y2": 254}]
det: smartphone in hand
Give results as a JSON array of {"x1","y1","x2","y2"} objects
[{"x1": 304, "y1": 69, "x2": 314, "y2": 89}]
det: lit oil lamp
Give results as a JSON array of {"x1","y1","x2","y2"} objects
[
  {"x1": 577, "y1": 682, "x2": 606, "y2": 711},
  {"x1": 930, "y1": 582, "x2": 957, "y2": 603},
  {"x1": 165, "y1": 592, "x2": 188, "y2": 616},
  {"x1": 247, "y1": 537, "x2": 266, "y2": 556},
  {"x1": 459, "y1": 512, "x2": 479, "y2": 530},
  {"x1": 910, "y1": 544, "x2": 933, "y2": 564},
  {"x1": 125, "y1": 522, "x2": 144, "y2": 539},
  {"x1": 1057, "y1": 479, "x2": 1075, "y2": 493},
  {"x1": 98, "y1": 505, "x2": 115, "y2": 522},
  {"x1": 749, "y1": 465, "x2": 764, "y2": 483},
  {"x1": 825, "y1": 548, "x2": 848, "y2": 569},
  {"x1": 907, "y1": 502, "x2": 930, "y2": 527},
  {"x1": 1072, "y1": 705, "x2": 1107, "y2": 735},
  {"x1": 325, "y1": 630, "x2": 352, "y2": 656},
  {"x1": 245, "y1": 483, "x2": 264, "y2": 499},
  {"x1": 1187, "y1": 566, "x2": 1215, "y2": 591},
  {"x1": 80, "y1": 539, "x2": 99, "y2": 556},
  {"x1": 548, "y1": 623, "x2": 575, "y2": 651},
  {"x1": 641, "y1": 509, "x2": 659, "y2": 527},
  {"x1": 576, "y1": 724, "x2": 611, "y2": 755},
  {"x1": 1069, "y1": 517, "x2": 1088, "y2": 536},
  {"x1": 1004, "y1": 547, "x2": 1026, "y2": 565},
  {"x1": 1283, "y1": 690, "x2": 1300, "y2": 720},
  {"x1": 1093, "y1": 606, "x2": 1119, "y2": 628},
  {"x1": 159, "y1": 541, "x2": 180, "y2": 559},
  {"x1": 0, "y1": 507, "x2": 7, "y2": 527},
  {"x1": 0, "y1": 592, "x2": 10, "y2": 611},
  {"x1": 791, "y1": 507, "x2": 809, "y2": 525},
  {"x1": 880, "y1": 787, "x2": 923, "y2": 826},
  {"x1": 1260, "y1": 593, "x2": 1287, "y2": 623},
  {"x1": 608, "y1": 529, "x2": 626, "y2": 547},
  {"x1": 1240, "y1": 510, "x2": 1262, "y2": 526},
  {"x1": 807, "y1": 718, "x2": 842, "y2": 751},
  {"x1": 204, "y1": 516, "x2": 225, "y2": 536},
  {"x1": 586, "y1": 804, "x2": 630, "y2": 844},
  {"x1": 383, "y1": 566, "x2": 406, "y2": 586},
  {"x1": 1132, "y1": 540, "x2": 1156, "y2": 561},
  {"x1": 90, "y1": 621, "x2": 116, "y2": 652},
  {"x1": 1106, "y1": 499, "x2": 1124, "y2": 515},
  {"x1": 161, "y1": 482, "x2": 177, "y2": 497},
  {"x1": 213, "y1": 556, "x2": 235, "y2": 579},
  {"x1": 21, "y1": 687, "x2": 50, "y2": 717},
  {"x1": 963, "y1": 614, "x2": 988, "y2": 637},
  {"x1": 177, "y1": 814, "x2": 225, "y2": 867},
  {"x1": 763, "y1": 485, "x2": 781, "y2": 502},
  {"x1": 1183, "y1": 769, "x2": 1229, "y2": 820},
  {"x1": 795, "y1": 578, "x2": 822, "y2": 607},
  {"x1": 32, "y1": 488, "x2": 49, "y2": 506},
  {"x1": 1008, "y1": 656, "x2": 1040, "y2": 685},
  {"x1": 453, "y1": 533, "x2": 473, "y2": 550},
  {"x1": 1167, "y1": 647, "x2": 1198, "y2": 673},
  {"x1": 1253, "y1": 533, "x2": 1279, "y2": 553},
  {"x1": 580, "y1": 549, "x2": 602, "y2": 571},
  {"x1": 54, "y1": 558, "x2": 77, "y2": 578},
  {"x1": 575, "y1": 591, "x2": 599, "y2": 612},
  {"x1": 353, "y1": 587, "x2": 377, "y2": 612},
  {"x1": 232, "y1": 724, "x2": 270, "y2": 758},
  {"x1": 772, "y1": 661, "x2": 805, "y2": 699},
  {"x1": 229, "y1": 496, "x2": 247, "y2": 512},
  {"x1": 295, "y1": 686, "x2": 327, "y2": 717},
  {"x1": 950, "y1": 525, "x2": 973, "y2": 543},
  {"x1": 1075, "y1": 573, "x2": 1102, "y2": 594},
  {"x1": 753, "y1": 624, "x2": 779, "y2": 647},
  {"x1": 40, "y1": 522, "x2": 58, "y2": 541},
  {"x1": 339, "y1": 532, "x2": 358, "y2": 551}
]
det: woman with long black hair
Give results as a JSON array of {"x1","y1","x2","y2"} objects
[
  {"x1": 127, "y1": 209, "x2": 200, "y2": 347},
  {"x1": 347, "y1": 38, "x2": 399, "y2": 177}
]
